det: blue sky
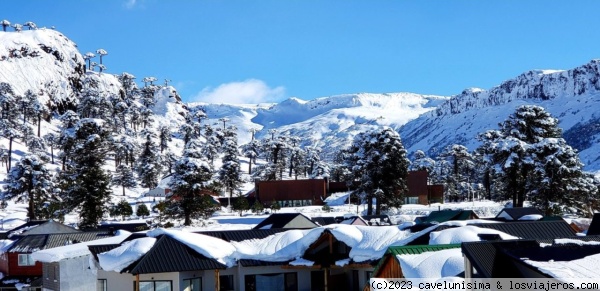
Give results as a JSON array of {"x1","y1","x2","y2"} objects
[{"x1": 5, "y1": 1, "x2": 600, "y2": 103}]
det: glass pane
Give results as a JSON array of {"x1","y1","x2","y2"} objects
[
  {"x1": 154, "y1": 281, "x2": 172, "y2": 291},
  {"x1": 139, "y1": 282, "x2": 154, "y2": 291},
  {"x1": 220, "y1": 275, "x2": 234, "y2": 291},
  {"x1": 256, "y1": 274, "x2": 284, "y2": 291},
  {"x1": 97, "y1": 279, "x2": 107, "y2": 291}
]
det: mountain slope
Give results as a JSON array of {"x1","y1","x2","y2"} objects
[{"x1": 400, "y1": 60, "x2": 600, "y2": 171}]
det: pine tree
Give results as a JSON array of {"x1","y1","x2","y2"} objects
[
  {"x1": 158, "y1": 123, "x2": 172, "y2": 153},
  {"x1": 219, "y1": 126, "x2": 242, "y2": 208},
  {"x1": 232, "y1": 193, "x2": 250, "y2": 216},
  {"x1": 3, "y1": 154, "x2": 57, "y2": 220},
  {"x1": 59, "y1": 119, "x2": 112, "y2": 229},
  {"x1": 165, "y1": 139, "x2": 216, "y2": 226},
  {"x1": 112, "y1": 164, "x2": 137, "y2": 196},
  {"x1": 478, "y1": 105, "x2": 596, "y2": 213},
  {"x1": 344, "y1": 127, "x2": 410, "y2": 215},
  {"x1": 136, "y1": 203, "x2": 150, "y2": 218},
  {"x1": 136, "y1": 130, "x2": 162, "y2": 190},
  {"x1": 112, "y1": 199, "x2": 133, "y2": 220},
  {"x1": 436, "y1": 144, "x2": 476, "y2": 202}
]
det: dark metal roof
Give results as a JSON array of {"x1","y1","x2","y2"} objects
[
  {"x1": 462, "y1": 239, "x2": 541, "y2": 278},
  {"x1": 474, "y1": 220, "x2": 575, "y2": 239},
  {"x1": 495, "y1": 207, "x2": 543, "y2": 220},
  {"x1": 463, "y1": 236, "x2": 600, "y2": 278},
  {"x1": 586, "y1": 213, "x2": 600, "y2": 235},
  {"x1": 239, "y1": 259, "x2": 290, "y2": 267},
  {"x1": 311, "y1": 217, "x2": 337, "y2": 226},
  {"x1": 0, "y1": 220, "x2": 48, "y2": 239},
  {"x1": 8, "y1": 231, "x2": 112, "y2": 253},
  {"x1": 197, "y1": 229, "x2": 287, "y2": 242},
  {"x1": 417, "y1": 210, "x2": 478, "y2": 224},
  {"x1": 88, "y1": 244, "x2": 122, "y2": 261},
  {"x1": 97, "y1": 222, "x2": 149, "y2": 232},
  {"x1": 126, "y1": 235, "x2": 226, "y2": 274},
  {"x1": 253, "y1": 213, "x2": 318, "y2": 229},
  {"x1": 361, "y1": 215, "x2": 393, "y2": 225}
]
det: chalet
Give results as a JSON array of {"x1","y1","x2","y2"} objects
[
  {"x1": 253, "y1": 213, "x2": 319, "y2": 230},
  {"x1": 405, "y1": 171, "x2": 444, "y2": 204},
  {"x1": 254, "y1": 179, "x2": 328, "y2": 206},
  {"x1": 0, "y1": 221, "x2": 113, "y2": 289}
]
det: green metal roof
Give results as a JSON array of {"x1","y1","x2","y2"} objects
[
  {"x1": 418, "y1": 210, "x2": 477, "y2": 224},
  {"x1": 373, "y1": 244, "x2": 461, "y2": 275}
]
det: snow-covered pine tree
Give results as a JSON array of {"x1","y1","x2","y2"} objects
[
  {"x1": 287, "y1": 136, "x2": 306, "y2": 179},
  {"x1": 136, "y1": 129, "x2": 162, "y2": 190},
  {"x1": 529, "y1": 138, "x2": 598, "y2": 216},
  {"x1": 0, "y1": 82, "x2": 15, "y2": 120},
  {"x1": 202, "y1": 123, "x2": 221, "y2": 166},
  {"x1": 59, "y1": 119, "x2": 112, "y2": 228},
  {"x1": 241, "y1": 138, "x2": 260, "y2": 174},
  {"x1": 409, "y1": 150, "x2": 436, "y2": 173},
  {"x1": 166, "y1": 138, "x2": 216, "y2": 225},
  {"x1": 478, "y1": 105, "x2": 596, "y2": 212},
  {"x1": 0, "y1": 120, "x2": 20, "y2": 171},
  {"x1": 112, "y1": 164, "x2": 137, "y2": 196},
  {"x1": 219, "y1": 126, "x2": 242, "y2": 208},
  {"x1": 111, "y1": 133, "x2": 138, "y2": 167},
  {"x1": 304, "y1": 146, "x2": 322, "y2": 178},
  {"x1": 436, "y1": 144, "x2": 476, "y2": 202},
  {"x1": 56, "y1": 110, "x2": 80, "y2": 170},
  {"x1": 344, "y1": 127, "x2": 410, "y2": 215},
  {"x1": 158, "y1": 123, "x2": 172, "y2": 153},
  {"x1": 3, "y1": 153, "x2": 57, "y2": 220}
]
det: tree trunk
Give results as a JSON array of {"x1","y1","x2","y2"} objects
[
  {"x1": 37, "y1": 115, "x2": 41, "y2": 137},
  {"x1": 7, "y1": 137, "x2": 12, "y2": 171},
  {"x1": 122, "y1": 185, "x2": 126, "y2": 196},
  {"x1": 366, "y1": 194, "x2": 373, "y2": 215}
]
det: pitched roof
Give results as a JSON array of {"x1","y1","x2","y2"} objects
[
  {"x1": 417, "y1": 210, "x2": 478, "y2": 224},
  {"x1": 9, "y1": 231, "x2": 112, "y2": 253},
  {"x1": 474, "y1": 220, "x2": 575, "y2": 239},
  {"x1": 253, "y1": 213, "x2": 318, "y2": 229},
  {"x1": 586, "y1": 213, "x2": 600, "y2": 235},
  {"x1": 495, "y1": 207, "x2": 543, "y2": 220},
  {"x1": 463, "y1": 236, "x2": 600, "y2": 278},
  {"x1": 124, "y1": 235, "x2": 226, "y2": 274},
  {"x1": 0, "y1": 220, "x2": 48, "y2": 239},
  {"x1": 361, "y1": 215, "x2": 393, "y2": 226},
  {"x1": 311, "y1": 216, "x2": 337, "y2": 226},
  {"x1": 197, "y1": 229, "x2": 287, "y2": 242}
]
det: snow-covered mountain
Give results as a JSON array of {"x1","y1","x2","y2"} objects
[
  {"x1": 400, "y1": 60, "x2": 600, "y2": 171},
  {"x1": 191, "y1": 93, "x2": 448, "y2": 159},
  {"x1": 2, "y1": 27, "x2": 600, "y2": 173}
]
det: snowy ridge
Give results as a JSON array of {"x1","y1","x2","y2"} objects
[
  {"x1": 400, "y1": 61, "x2": 600, "y2": 171},
  {"x1": 0, "y1": 29, "x2": 85, "y2": 110}
]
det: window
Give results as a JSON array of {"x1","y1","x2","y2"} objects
[
  {"x1": 245, "y1": 273, "x2": 297, "y2": 291},
  {"x1": 220, "y1": 275, "x2": 234, "y2": 291},
  {"x1": 17, "y1": 254, "x2": 35, "y2": 266},
  {"x1": 136, "y1": 280, "x2": 172, "y2": 291},
  {"x1": 97, "y1": 279, "x2": 107, "y2": 291},
  {"x1": 405, "y1": 197, "x2": 419, "y2": 204},
  {"x1": 183, "y1": 278, "x2": 201, "y2": 291}
]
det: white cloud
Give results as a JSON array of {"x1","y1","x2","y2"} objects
[
  {"x1": 123, "y1": 0, "x2": 137, "y2": 9},
  {"x1": 192, "y1": 79, "x2": 286, "y2": 104}
]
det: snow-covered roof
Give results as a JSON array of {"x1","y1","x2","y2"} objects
[
  {"x1": 31, "y1": 230, "x2": 132, "y2": 263},
  {"x1": 429, "y1": 225, "x2": 519, "y2": 245},
  {"x1": 93, "y1": 224, "x2": 419, "y2": 272},
  {"x1": 397, "y1": 248, "x2": 464, "y2": 279}
]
